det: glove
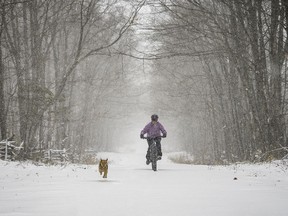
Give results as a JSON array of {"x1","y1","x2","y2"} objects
[
  {"x1": 140, "y1": 134, "x2": 144, "y2": 139},
  {"x1": 162, "y1": 134, "x2": 167, "y2": 138}
]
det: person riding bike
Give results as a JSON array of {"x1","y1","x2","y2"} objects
[{"x1": 140, "y1": 114, "x2": 167, "y2": 165}]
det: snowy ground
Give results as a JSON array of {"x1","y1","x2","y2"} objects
[{"x1": 1, "y1": 152, "x2": 288, "y2": 216}]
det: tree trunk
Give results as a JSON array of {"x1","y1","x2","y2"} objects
[{"x1": 0, "y1": 34, "x2": 6, "y2": 140}]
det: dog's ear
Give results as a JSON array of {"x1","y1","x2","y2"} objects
[{"x1": 106, "y1": 158, "x2": 108, "y2": 162}]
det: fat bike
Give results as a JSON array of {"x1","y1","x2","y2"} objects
[{"x1": 143, "y1": 136, "x2": 164, "y2": 171}]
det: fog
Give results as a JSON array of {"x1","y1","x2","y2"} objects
[{"x1": 1, "y1": 0, "x2": 288, "y2": 164}]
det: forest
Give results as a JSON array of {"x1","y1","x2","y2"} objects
[{"x1": 0, "y1": 0, "x2": 288, "y2": 164}]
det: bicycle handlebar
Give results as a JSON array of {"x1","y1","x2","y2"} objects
[{"x1": 142, "y1": 136, "x2": 166, "y2": 139}]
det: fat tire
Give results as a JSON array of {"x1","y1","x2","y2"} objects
[{"x1": 150, "y1": 140, "x2": 157, "y2": 171}]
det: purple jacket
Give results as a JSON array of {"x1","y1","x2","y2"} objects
[{"x1": 141, "y1": 122, "x2": 167, "y2": 138}]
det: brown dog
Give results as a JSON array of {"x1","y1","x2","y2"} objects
[{"x1": 98, "y1": 159, "x2": 108, "y2": 178}]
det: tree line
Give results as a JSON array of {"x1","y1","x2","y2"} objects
[
  {"x1": 148, "y1": 0, "x2": 288, "y2": 163},
  {"x1": 0, "y1": 0, "x2": 145, "y2": 161},
  {"x1": 1, "y1": 0, "x2": 288, "y2": 164}
]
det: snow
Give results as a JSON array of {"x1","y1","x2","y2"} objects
[{"x1": 1, "y1": 152, "x2": 288, "y2": 216}]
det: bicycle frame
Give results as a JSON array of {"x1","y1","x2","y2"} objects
[{"x1": 143, "y1": 136, "x2": 164, "y2": 171}]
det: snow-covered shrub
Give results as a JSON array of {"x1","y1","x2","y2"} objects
[{"x1": 168, "y1": 152, "x2": 194, "y2": 164}]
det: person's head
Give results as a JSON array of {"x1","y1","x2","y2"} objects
[{"x1": 151, "y1": 114, "x2": 159, "y2": 123}]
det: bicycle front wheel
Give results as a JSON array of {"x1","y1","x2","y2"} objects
[{"x1": 150, "y1": 142, "x2": 157, "y2": 171}]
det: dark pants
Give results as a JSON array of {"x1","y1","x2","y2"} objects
[{"x1": 146, "y1": 137, "x2": 162, "y2": 160}]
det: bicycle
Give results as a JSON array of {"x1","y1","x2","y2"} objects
[{"x1": 143, "y1": 136, "x2": 165, "y2": 171}]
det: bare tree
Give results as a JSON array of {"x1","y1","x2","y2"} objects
[
  {"x1": 0, "y1": 0, "x2": 6, "y2": 140},
  {"x1": 1, "y1": 0, "x2": 146, "y2": 159},
  {"x1": 147, "y1": 0, "x2": 288, "y2": 163}
]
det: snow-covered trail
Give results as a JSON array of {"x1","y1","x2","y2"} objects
[{"x1": 1, "y1": 152, "x2": 288, "y2": 216}]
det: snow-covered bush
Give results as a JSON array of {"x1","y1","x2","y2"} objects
[{"x1": 168, "y1": 152, "x2": 194, "y2": 164}]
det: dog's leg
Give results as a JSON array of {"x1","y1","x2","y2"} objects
[{"x1": 103, "y1": 170, "x2": 107, "y2": 178}]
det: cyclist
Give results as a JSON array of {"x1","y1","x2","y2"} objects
[{"x1": 140, "y1": 114, "x2": 167, "y2": 165}]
